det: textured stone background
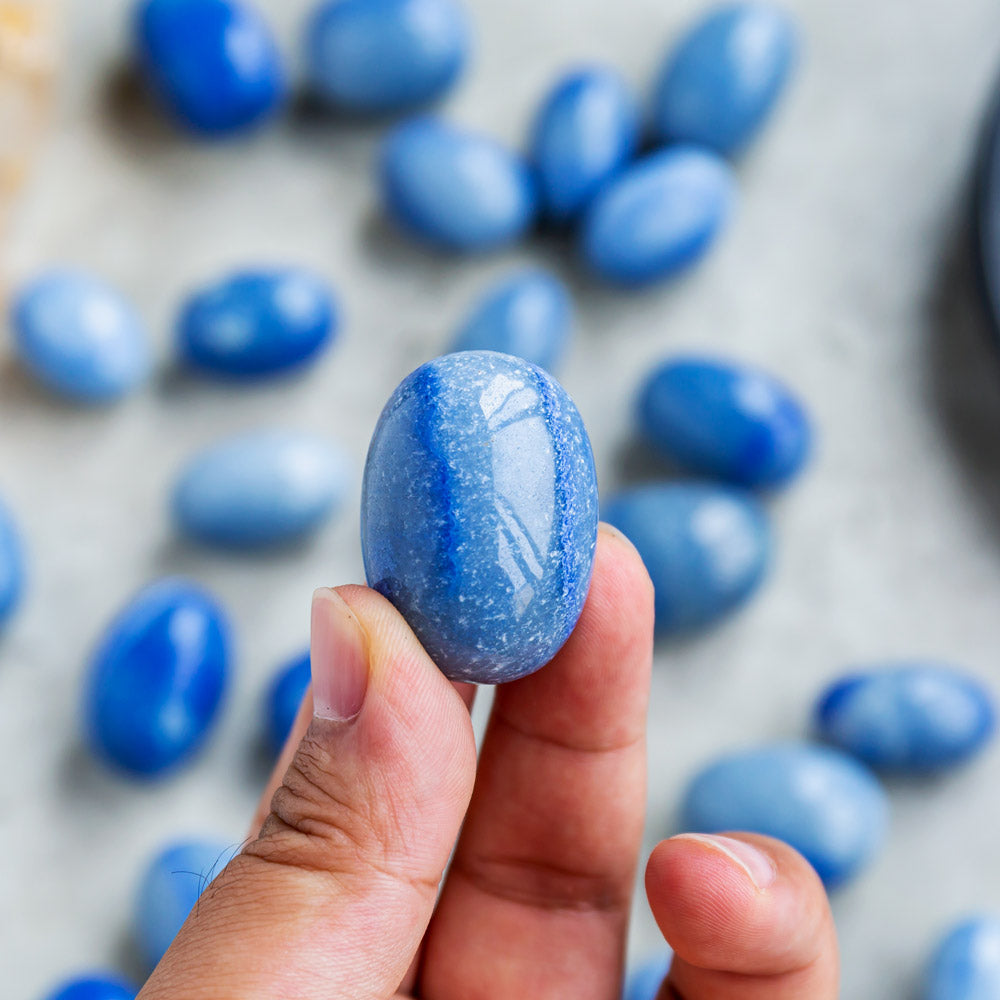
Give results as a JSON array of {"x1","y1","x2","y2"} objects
[{"x1": 4, "y1": 0, "x2": 1000, "y2": 995}]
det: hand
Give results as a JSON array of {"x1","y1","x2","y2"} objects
[{"x1": 137, "y1": 526, "x2": 839, "y2": 1000}]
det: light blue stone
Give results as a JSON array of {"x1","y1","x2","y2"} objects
[
  {"x1": 265, "y1": 649, "x2": 310, "y2": 756},
  {"x1": 0, "y1": 498, "x2": 24, "y2": 627},
  {"x1": 362, "y1": 350, "x2": 599, "y2": 683},
  {"x1": 603, "y1": 483, "x2": 770, "y2": 635},
  {"x1": 173, "y1": 430, "x2": 350, "y2": 549},
  {"x1": 624, "y1": 952, "x2": 673, "y2": 1000},
  {"x1": 380, "y1": 118, "x2": 537, "y2": 251},
  {"x1": 581, "y1": 146, "x2": 736, "y2": 285},
  {"x1": 42, "y1": 975, "x2": 137, "y2": 1000},
  {"x1": 83, "y1": 578, "x2": 231, "y2": 778},
  {"x1": 925, "y1": 917, "x2": 1000, "y2": 1000},
  {"x1": 651, "y1": 2, "x2": 798, "y2": 156},
  {"x1": 681, "y1": 742, "x2": 888, "y2": 889},
  {"x1": 530, "y1": 66, "x2": 640, "y2": 223},
  {"x1": 11, "y1": 271, "x2": 151, "y2": 402},
  {"x1": 815, "y1": 664, "x2": 996, "y2": 774},
  {"x1": 304, "y1": 0, "x2": 469, "y2": 113},
  {"x1": 450, "y1": 270, "x2": 572, "y2": 372},
  {"x1": 637, "y1": 356, "x2": 811, "y2": 488},
  {"x1": 178, "y1": 267, "x2": 337, "y2": 378},
  {"x1": 134, "y1": 838, "x2": 238, "y2": 970}
]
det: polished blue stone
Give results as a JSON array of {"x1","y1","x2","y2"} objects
[
  {"x1": 362, "y1": 350, "x2": 599, "y2": 683},
  {"x1": 173, "y1": 429, "x2": 349, "y2": 549},
  {"x1": 83, "y1": 579, "x2": 231, "y2": 777},
  {"x1": 651, "y1": 2, "x2": 798, "y2": 156},
  {"x1": 0, "y1": 498, "x2": 24, "y2": 627},
  {"x1": 603, "y1": 483, "x2": 770, "y2": 635},
  {"x1": 304, "y1": 0, "x2": 469, "y2": 113},
  {"x1": 178, "y1": 267, "x2": 337, "y2": 378},
  {"x1": 135, "y1": 0, "x2": 286, "y2": 135},
  {"x1": 11, "y1": 270, "x2": 151, "y2": 402},
  {"x1": 265, "y1": 649, "x2": 310, "y2": 756},
  {"x1": 637, "y1": 356, "x2": 811, "y2": 488},
  {"x1": 925, "y1": 916, "x2": 1000, "y2": 1000},
  {"x1": 681, "y1": 743, "x2": 888, "y2": 889},
  {"x1": 581, "y1": 146, "x2": 736, "y2": 285},
  {"x1": 815, "y1": 664, "x2": 996, "y2": 774},
  {"x1": 380, "y1": 118, "x2": 537, "y2": 251},
  {"x1": 450, "y1": 270, "x2": 572, "y2": 372},
  {"x1": 135, "y1": 838, "x2": 238, "y2": 970},
  {"x1": 530, "y1": 66, "x2": 640, "y2": 223},
  {"x1": 42, "y1": 975, "x2": 138, "y2": 1000},
  {"x1": 624, "y1": 952, "x2": 673, "y2": 1000}
]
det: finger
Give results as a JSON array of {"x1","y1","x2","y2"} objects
[
  {"x1": 138, "y1": 586, "x2": 477, "y2": 1000},
  {"x1": 421, "y1": 524, "x2": 655, "y2": 1000},
  {"x1": 647, "y1": 833, "x2": 839, "y2": 1000}
]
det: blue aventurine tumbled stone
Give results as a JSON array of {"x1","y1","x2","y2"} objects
[
  {"x1": 42, "y1": 974, "x2": 138, "y2": 1000},
  {"x1": 304, "y1": 0, "x2": 469, "y2": 113},
  {"x1": 0, "y1": 498, "x2": 24, "y2": 627},
  {"x1": 11, "y1": 270, "x2": 151, "y2": 402},
  {"x1": 603, "y1": 483, "x2": 770, "y2": 635},
  {"x1": 135, "y1": 0, "x2": 286, "y2": 135},
  {"x1": 380, "y1": 118, "x2": 537, "y2": 251},
  {"x1": 450, "y1": 270, "x2": 572, "y2": 372},
  {"x1": 815, "y1": 664, "x2": 996, "y2": 774},
  {"x1": 925, "y1": 916, "x2": 1000, "y2": 1000},
  {"x1": 624, "y1": 952, "x2": 673, "y2": 1000},
  {"x1": 637, "y1": 356, "x2": 811, "y2": 488},
  {"x1": 581, "y1": 146, "x2": 736, "y2": 285},
  {"x1": 362, "y1": 350, "x2": 599, "y2": 683},
  {"x1": 651, "y1": 2, "x2": 798, "y2": 156},
  {"x1": 681, "y1": 742, "x2": 888, "y2": 889},
  {"x1": 83, "y1": 579, "x2": 231, "y2": 777},
  {"x1": 265, "y1": 649, "x2": 311, "y2": 756},
  {"x1": 530, "y1": 66, "x2": 640, "y2": 223}
]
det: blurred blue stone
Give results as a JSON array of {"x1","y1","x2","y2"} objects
[
  {"x1": 603, "y1": 483, "x2": 770, "y2": 635},
  {"x1": 925, "y1": 916, "x2": 1000, "y2": 1000},
  {"x1": 651, "y1": 2, "x2": 798, "y2": 156},
  {"x1": 304, "y1": 0, "x2": 469, "y2": 113},
  {"x1": 0, "y1": 498, "x2": 24, "y2": 627},
  {"x1": 637, "y1": 356, "x2": 811, "y2": 488},
  {"x1": 380, "y1": 118, "x2": 537, "y2": 251},
  {"x1": 42, "y1": 975, "x2": 138, "y2": 1000},
  {"x1": 581, "y1": 146, "x2": 736, "y2": 285},
  {"x1": 11, "y1": 271, "x2": 151, "y2": 403},
  {"x1": 530, "y1": 66, "x2": 640, "y2": 223},
  {"x1": 178, "y1": 267, "x2": 337, "y2": 378},
  {"x1": 135, "y1": 0, "x2": 286, "y2": 135},
  {"x1": 450, "y1": 270, "x2": 572, "y2": 372},
  {"x1": 265, "y1": 649, "x2": 311, "y2": 756},
  {"x1": 624, "y1": 952, "x2": 673, "y2": 1000},
  {"x1": 84, "y1": 579, "x2": 231, "y2": 778},
  {"x1": 135, "y1": 838, "x2": 238, "y2": 970},
  {"x1": 362, "y1": 351, "x2": 599, "y2": 683},
  {"x1": 681, "y1": 743, "x2": 888, "y2": 889},
  {"x1": 816, "y1": 664, "x2": 996, "y2": 774},
  {"x1": 173, "y1": 430, "x2": 349, "y2": 548}
]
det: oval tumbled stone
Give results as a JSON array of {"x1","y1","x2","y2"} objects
[
  {"x1": 380, "y1": 118, "x2": 537, "y2": 251},
  {"x1": 925, "y1": 916, "x2": 1000, "y2": 1000},
  {"x1": 0, "y1": 498, "x2": 24, "y2": 628},
  {"x1": 83, "y1": 579, "x2": 231, "y2": 777},
  {"x1": 637, "y1": 356, "x2": 811, "y2": 488},
  {"x1": 43, "y1": 975, "x2": 138, "y2": 1000},
  {"x1": 581, "y1": 146, "x2": 735, "y2": 285},
  {"x1": 815, "y1": 664, "x2": 996, "y2": 773},
  {"x1": 264, "y1": 649, "x2": 311, "y2": 756},
  {"x1": 362, "y1": 350, "x2": 599, "y2": 683},
  {"x1": 651, "y1": 2, "x2": 798, "y2": 156}
]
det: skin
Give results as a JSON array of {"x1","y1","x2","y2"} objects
[{"x1": 137, "y1": 526, "x2": 839, "y2": 1000}]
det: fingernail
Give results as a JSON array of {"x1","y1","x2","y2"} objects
[
  {"x1": 673, "y1": 833, "x2": 777, "y2": 890},
  {"x1": 311, "y1": 588, "x2": 369, "y2": 722}
]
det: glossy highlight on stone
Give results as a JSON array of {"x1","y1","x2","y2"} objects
[
  {"x1": 380, "y1": 118, "x2": 537, "y2": 251},
  {"x1": 530, "y1": 66, "x2": 640, "y2": 222},
  {"x1": 925, "y1": 916, "x2": 1000, "y2": 1000},
  {"x1": 637, "y1": 356, "x2": 811, "y2": 488},
  {"x1": 450, "y1": 269, "x2": 572, "y2": 372},
  {"x1": 178, "y1": 267, "x2": 337, "y2": 378},
  {"x1": 83, "y1": 579, "x2": 231, "y2": 777},
  {"x1": 0, "y1": 498, "x2": 24, "y2": 627},
  {"x1": 11, "y1": 270, "x2": 151, "y2": 402},
  {"x1": 42, "y1": 975, "x2": 138, "y2": 1000},
  {"x1": 265, "y1": 649, "x2": 310, "y2": 755},
  {"x1": 681, "y1": 743, "x2": 888, "y2": 889},
  {"x1": 581, "y1": 146, "x2": 736, "y2": 285},
  {"x1": 172, "y1": 429, "x2": 350, "y2": 549},
  {"x1": 603, "y1": 483, "x2": 770, "y2": 635},
  {"x1": 362, "y1": 351, "x2": 599, "y2": 683},
  {"x1": 624, "y1": 952, "x2": 673, "y2": 1000},
  {"x1": 304, "y1": 0, "x2": 469, "y2": 113},
  {"x1": 815, "y1": 664, "x2": 996, "y2": 774},
  {"x1": 134, "y1": 0, "x2": 286, "y2": 135},
  {"x1": 651, "y1": 2, "x2": 798, "y2": 156}
]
